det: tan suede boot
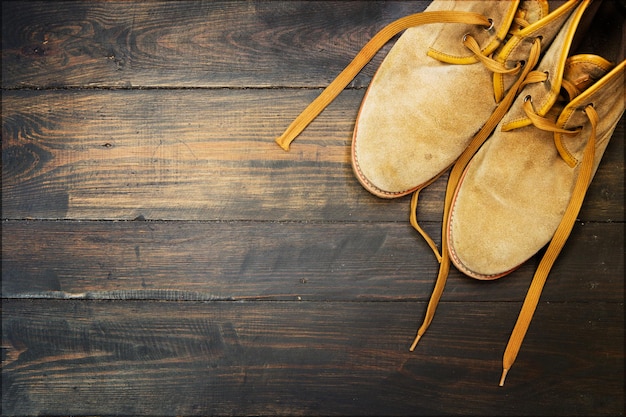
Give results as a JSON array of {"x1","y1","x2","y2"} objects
[
  {"x1": 277, "y1": 0, "x2": 586, "y2": 198},
  {"x1": 441, "y1": 0, "x2": 624, "y2": 385}
]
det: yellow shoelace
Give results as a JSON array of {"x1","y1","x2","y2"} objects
[
  {"x1": 498, "y1": 100, "x2": 597, "y2": 386},
  {"x1": 275, "y1": 10, "x2": 516, "y2": 151}
]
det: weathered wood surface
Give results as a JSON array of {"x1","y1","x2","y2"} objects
[
  {"x1": 2, "y1": 1, "x2": 624, "y2": 416},
  {"x1": 3, "y1": 300, "x2": 624, "y2": 416},
  {"x1": 2, "y1": 220, "x2": 623, "y2": 303}
]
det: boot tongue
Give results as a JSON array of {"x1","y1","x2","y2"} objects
[{"x1": 560, "y1": 54, "x2": 615, "y2": 101}]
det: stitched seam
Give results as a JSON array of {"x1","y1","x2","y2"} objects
[
  {"x1": 351, "y1": 145, "x2": 416, "y2": 198},
  {"x1": 447, "y1": 161, "x2": 515, "y2": 280}
]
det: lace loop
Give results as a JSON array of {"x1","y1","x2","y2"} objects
[
  {"x1": 463, "y1": 35, "x2": 522, "y2": 75},
  {"x1": 522, "y1": 98, "x2": 582, "y2": 135}
]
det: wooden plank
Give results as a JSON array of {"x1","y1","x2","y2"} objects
[
  {"x1": 1, "y1": 1, "x2": 429, "y2": 89},
  {"x1": 2, "y1": 299, "x2": 623, "y2": 416},
  {"x1": 2, "y1": 2, "x2": 623, "y2": 417},
  {"x1": 2, "y1": 220, "x2": 623, "y2": 302},
  {"x1": 2, "y1": 90, "x2": 623, "y2": 221}
]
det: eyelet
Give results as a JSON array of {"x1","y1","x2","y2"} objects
[
  {"x1": 462, "y1": 33, "x2": 470, "y2": 43},
  {"x1": 483, "y1": 18, "x2": 495, "y2": 32},
  {"x1": 543, "y1": 71, "x2": 551, "y2": 88},
  {"x1": 524, "y1": 95, "x2": 532, "y2": 103}
]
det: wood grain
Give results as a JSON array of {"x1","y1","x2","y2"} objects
[
  {"x1": 2, "y1": 299, "x2": 623, "y2": 416},
  {"x1": 2, "y1": 1, "x2": 624, "y2": 415}
]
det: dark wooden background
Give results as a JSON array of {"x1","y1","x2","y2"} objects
[{"x1": 2, "y1": 1, "x2": 623, "y2": 415}]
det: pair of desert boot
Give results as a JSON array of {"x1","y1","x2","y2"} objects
[{"x1": 277, "y1": 0, "x2": 624, "y2": 385}]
